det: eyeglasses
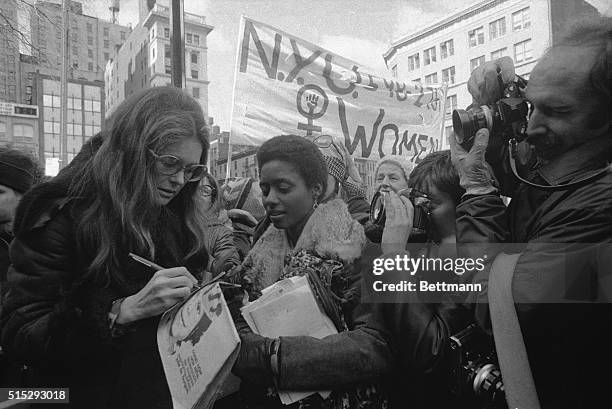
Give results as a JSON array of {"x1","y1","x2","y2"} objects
[
  {"x1": 149, "y1": 150, "x2": 207, "y2": 182},
  {"x1": 199, "y1": 185, "x2": 215, "y2": 197}
]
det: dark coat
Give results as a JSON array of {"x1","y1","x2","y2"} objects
[
  {"x1": 277, "y1": 242, "x2": 471, "y2": 409},
  {"x1": 0, "y1": 162, "x2": 208, "y2": 408},
  {"x1": 203, "y1": 217, "x2": 240, "y2": 276},
  {"x1": 456, "y1": 154, "x2": 612, "y2": 408}
]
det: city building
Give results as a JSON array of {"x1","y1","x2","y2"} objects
[
  {"x1": 0, "y1": 0, "x2": 129, "y2": 163},
  {"x1": 104, "y1": 0, "x2": 213, "y2": 118},
  {"x1": 0, "y1": 102, "x2": 39, "y2": 157},
  {"x1": 208, "y1": 122, "x2": 258, "y2": 182},
  {"x1": 38, "y1": 74, "x2": 104, "y2": 166},
  {"x1": 383, "y1": 0, "x2": 599, "y2": 148}
]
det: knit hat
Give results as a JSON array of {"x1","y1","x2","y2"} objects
[
  {"x1": 0, "y1": 148, "x2": 39, "y2": 193},
  {"x1": 374, "y1": 155, "x2": 414, "y2": 185},
  {"x1": 221, "y1": 177, "x2": 266, "y2": 221}
]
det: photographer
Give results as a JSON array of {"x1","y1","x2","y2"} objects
[{"x1": 450, "y1": 18, "x2": 612, "y2": 409}]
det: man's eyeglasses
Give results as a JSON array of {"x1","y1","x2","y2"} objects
[{"x1": 149, "y1": 150, "x2": 207, "y2": 182}]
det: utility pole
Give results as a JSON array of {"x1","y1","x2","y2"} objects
[
  {"x1": 59, "y1": 0, "x2": 68, "y2": 169},
  {"x1": 169, "y1": 0, "x2": 185, "y2": 88}
]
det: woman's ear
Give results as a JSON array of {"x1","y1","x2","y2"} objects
[{"x1": 312, "y1": 183, "x2": 323, "y2": 201}]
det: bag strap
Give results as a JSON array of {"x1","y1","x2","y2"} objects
[{"x1": 488, "y1": 252, "x2": 541, "y2": 409}]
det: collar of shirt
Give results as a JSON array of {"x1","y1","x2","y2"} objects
[{"x1": 536, "y1": 137, "x2": 612, "y2": 186}]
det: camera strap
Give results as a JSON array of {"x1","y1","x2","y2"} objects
[
  {"x1": 489, "y1": 252, "x2": 541, "y2": 409},
  {"x1": 508, "y1": 140, "x2": 612, "y2": 191}
]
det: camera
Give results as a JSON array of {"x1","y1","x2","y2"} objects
[
  {"x1": 448, "y1": 324, "x2": 507, "y2": 409},
  {"x1": 452, "y1": 76, "x2": 529, "y2": 151},
  {"x1": 369, "y1": 187, "x2": 431, "y2": 242}
]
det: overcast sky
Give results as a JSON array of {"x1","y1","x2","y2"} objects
[{"x1": 82, "y1": 0, "x2": 611, "y2": 130}]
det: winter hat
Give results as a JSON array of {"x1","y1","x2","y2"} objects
[
  {"x1": 221, "y1": 177, "x2": 266, "y2": 221},
  {"x1": 374, "y1": 155, "x2": 414, "y2": 185},
  {"x1": 0, "y1": 147, "x2": 39, "y2": 194}
]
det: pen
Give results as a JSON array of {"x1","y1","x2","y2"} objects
[{"x1": 128, "y1": 252, "x2": 166, "y2": 271}]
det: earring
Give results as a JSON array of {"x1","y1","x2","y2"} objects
[{"x1": 312, "y1": 198, "x2": 319, "y2": 210}]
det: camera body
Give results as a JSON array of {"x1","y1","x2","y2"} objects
[
  {"x1": 369, "y1": 187, "x2": 431, "y2": 242},
  {"x1": 452, "y1": 77, "x2": 529, "y2": 151},
  {"x1": 448, "y1": 324, "x2": 507, "y2": 409}
]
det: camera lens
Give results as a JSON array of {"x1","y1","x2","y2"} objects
[
  {"x1": 369, "y1": 190, "x2": 386, "y2": 226},
  {"x1": 452, "y1": 109, "x2": 474, "y2": 145}
]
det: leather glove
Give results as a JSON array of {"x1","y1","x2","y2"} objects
[
  {"x1": 467, "y1": 56, "x2": 516, "y2": 106},
  {"x1": 232, "y1": 331, "x2": 278, "y2": 386},
  {"x1": 449, "y1": 128, "x2": 498, "y2": 196}
]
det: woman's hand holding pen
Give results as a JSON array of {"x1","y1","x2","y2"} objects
[{"x1": 117, "y1": 267, "x2": 198, "y2": 324}]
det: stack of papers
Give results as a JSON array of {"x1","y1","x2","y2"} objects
[{"x1": 241, "y1": 275, "x2": 337, "y2": 404}]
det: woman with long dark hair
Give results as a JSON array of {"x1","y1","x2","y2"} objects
[{"x1": 0, "y1": 86, "x2": 210, "y2": 408}]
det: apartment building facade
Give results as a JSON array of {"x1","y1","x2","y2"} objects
[
  {"x1": 104, "y1": 2, "x2": 213, "y2": 118},
  {"x1": 383, "y1": 0, "x2": 599, "y2": 148}
]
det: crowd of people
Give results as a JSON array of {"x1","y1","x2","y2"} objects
[{"x1": 0, "y1": 16, "x2": 610, "y2": 409}]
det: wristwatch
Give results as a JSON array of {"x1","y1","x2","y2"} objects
[{"x1": 108, "y1": 297, "x2": 134, "y2": 338}]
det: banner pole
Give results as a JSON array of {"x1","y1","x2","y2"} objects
[{"x1": 225, "y1": 15, "x2": 247, "y2": 182}]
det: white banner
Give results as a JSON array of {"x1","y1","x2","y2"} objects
[{"x1": 230, "y1": 17, "x2": 447, "y2": 162}]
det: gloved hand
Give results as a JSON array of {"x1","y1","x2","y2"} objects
[
  {"x1": 467, "y1": 56, "x2": 516, "y2": 106},
  {"x1": 449, "y1": 128, "x2": 498, "y2": 196},
  {"x1": 232, "y1": 331, "x2": 278, "y2": 386}
]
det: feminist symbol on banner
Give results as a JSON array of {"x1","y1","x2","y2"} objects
[{"x1": 296, "y1": 84, "x2": 329, "y2": 137}]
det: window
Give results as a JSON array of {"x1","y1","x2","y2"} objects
[
  {"x1": 489, "y1": 18, "x2": 506, "y2": 40},
  {"x1": 86, "y1": 23, "x2": 92, "y2": 33},
  {"x1": 407, "y1": 53, "x2": 420, "y2": 71},
  {"x1": 491, "y1": 47, "x2": 507, "y2": 60},
  {"x1": 72, "y1": 32, "x2": 78, "y2": 42},
  {"x1": 151, "y1": 47, "x2": 156, "y2": 60},
  {"x1": 104, "y1": 52, "x2": 109, "y2": 61},
  {"x1": 102, "y1": 39, "x2": 108, "y2": 49},
  {"x1": 13, "y1": 124, "x2": 34, "y2": 143},
  {"x1": 103, "y1": 27, "x2": 109, "y2": 37},
  {"x1": 442, "y1": 66, "x2": 455, "y2": 85},
  {"x1": 186, "y1": 33, "x2": 192, "y2": 44},
  {"x1": 191, "y1": 70, "x2": 199, "y2": 79},
  {"x1": 193, "y1": 34, "x2": 200, "y2": 45},
  {"x1": 150, "y1": 27, "x2": 155, "y2": 41},
  {"x1": 512, "y1": 8, "x2": 531, "y2": 31},
  {"x1": 193, "y1": 87, "x2": 200, "y2": 98},
  {"x1": 0, "y1": 122, "x2": 6, "y2": 141},
  {"x1": 120, "y1": 31, "x2": 126, "y2": 40},
  {"x1": 440, "y1": 39, "x2": 454, "y2": 59},
  {"x1": 468, "y1": 26, "x2": 485, "y2": 47},
  {"x1": 445, "y1": 95, "x2": 457, "y2": 118},
  {"x1": 165, "y1": 45, "x2": 171, "y2": 59},
  {"x1": 424, "y1": 72, "x2": 438, "y2": 85},
  {"x1": 164, "y1": 28, "x2": 170, "y2": 38},
  {"x1": 470, "y1": 55, "x2": 486, "y2": 72},
  {"x1": 514, "y1": 39, "x2": 532, "y2": 63},
  {"x1": 72, "y1": 45, "x2": 78, "y2": 55},
  {"x1": 191, "y1": 52, "x2": 198, "y2": 64},
  {"x1": 88, "y1": 62, "x2": 93, "y2": 71},
  {"x1": 424, "y1": 46, "x2": 436, "y2": 65},
  {"x1": 87, "y1": 36, "x2": 93, "y2": 46},
  {"x1": 88, "y1": 49, "x2": 93, "y2": 58},
  {"x1": 391, "y1": 64, "x2": 397, "y2": 78}
]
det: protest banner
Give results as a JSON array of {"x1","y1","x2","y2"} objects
[
  {"x1": 157, "y1": 283, "x2": 240, "y2": 409},
  {"x1": 230, "y1": 17, "x2": 447, "y2": 163}
]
